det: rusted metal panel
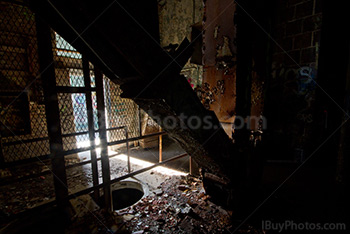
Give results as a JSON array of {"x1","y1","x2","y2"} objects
[
  {"x1": 203, "y1": 0, "x2": 237, "y2": 67},
  {"x1": 30, "y1": 0, "x2": 241, "y2": 207},
  {"x1": 202, "y1": 0, "x2": 237, "y2": 138}
]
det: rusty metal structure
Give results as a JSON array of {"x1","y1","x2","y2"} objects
[
  {"x1": 0, "y1": 0, "x2": 194, "y2": 218},
  {"x1": 26, "y1": 0, "x2": 240, "y2": 207}
]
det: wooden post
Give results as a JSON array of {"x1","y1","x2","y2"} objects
[
  {"x1": 159, "y1": 127, "x2": 162, "y2": 163},
  {"x1": 82, "y1": 57, "x2": 99, "y2": 201},
  {"x1": 36, "y1": 16, "x2": 68, "y2": 207},
  {"x1": 189, "y1": 156, "x2": 193, "y2": 175},
  {"x1": 95, "y1": 68, "x2": 112, "y2": 211}
]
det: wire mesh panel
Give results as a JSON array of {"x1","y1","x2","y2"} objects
[
  {"x1": 0, "y1": 1, "x2": 141, "y2": 164},
  {"x1": 54, "y1": 33, "x2": 84, "y2": 87},
  {"x1": 104, "y1": 77, "x2": 140, "y2": 142},
  {"x1": 54, "y1": 32, "x2": 89, "y2": 151},
  {"x1": 0, "y1": 1, "x2": 54, "y2": 216},
  {"x1": 0, "y1": 1, "x2": 49, "y2": 163},
  {"x1": 53, "y1": 32, "x2": 140, "y2": 152},
  {"x1": 57, "y1": 92, "x2": 90, "y2": 151}
]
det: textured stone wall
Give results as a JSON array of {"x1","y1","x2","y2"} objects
[
  {"x1": 266, "y1": 0, "x2": 322, "y2": 160},
  {"x1": 272, "y1": 0, "x2": 322, "y2": 68}
]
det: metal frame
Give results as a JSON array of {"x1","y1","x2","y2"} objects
[
  {"x1": 2, "y1": 150, "x2": 188, "y2": 222},
  {"x1": 0, "y1": 4, "x2": 194, "y2": 216},
  {"x1": 82, "y1": 56, "x2": 100, "y2": 202},
  {"x1": 0, "y1": 131, "x2": 166, "y2": 186},
  {"x1": 36, "y1": 14, "x2": 69, "y2": 208}
]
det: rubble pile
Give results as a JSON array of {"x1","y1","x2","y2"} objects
[
  {"x1": 118, "y1": 175, "x2": 233, "y2": 233},
  {"x1": 0, "y1": 157, "x2": 129, "y2": 217}
]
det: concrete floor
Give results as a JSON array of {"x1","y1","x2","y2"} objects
[{"x1": 0, "y1": 135, "x2": 195, "y2": 217}]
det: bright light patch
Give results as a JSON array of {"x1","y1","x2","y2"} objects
[
  {"x1": 116, "y1": 154, "x2": 188, "y2": 176},
  {"x1": 77, "y1": 138, "x2": 101, "y2": 153}
]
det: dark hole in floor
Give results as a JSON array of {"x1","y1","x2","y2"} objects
[{"x1": 112, "y1": 188, "x2": 144, "y2": 210}]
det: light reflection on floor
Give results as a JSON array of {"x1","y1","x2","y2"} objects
[{"x1": 116, "y1": 153, "x2": 188, "y2": 176}]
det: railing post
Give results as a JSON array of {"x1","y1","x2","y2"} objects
[
  {"x1": 95, "y1": 68, "x2": 112, "y2": 212},
  {"x1": 138, "y1": 106, "x2": 142, "y2": 138},
  {"x1": 82, "y1": 57, "x2": 99, "y2": 202},
  {"x1": 125, "y1": 127, "x2": 131, "y2": 173},
  {"x1": 159, "y1": 127, "x2": 162, "y2": 163},
  {"x1": 189, "y1": 156, "x2": 193, "y2": 175}
]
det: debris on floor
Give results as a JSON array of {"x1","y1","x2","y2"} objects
[{"x1": 114, "y1": 175, "x2": 236, "y2": 233}]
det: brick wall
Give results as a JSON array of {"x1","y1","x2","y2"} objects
[
  {"x1": 273, "y1": 0, "x2": 322, "y2": 68},
  {"x1": 265, "y1": 0, "x2": 323, "y2": 160}
]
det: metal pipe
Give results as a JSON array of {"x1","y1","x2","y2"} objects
[
  {"x1": 125, "y1": 126, "x2": 131, "y2": 173},
  {"x1": 3, "y1": 130, "x2": 166, "y2": 147},
  {"x1": 95, "y1": 67, "x2": 112, "y2": 212},
  {"x1": 159, "y1": 127, "x2": 162, "y2": 163},
  {"x1": 110, "y1": 153, "x2": 188, "y2": 184},
  {"x1": 83, "y1": 56, "x2": 99, "y2": 201},
  {"x1": 108, "y1": 131, "x2": 167, "y2": 146}
]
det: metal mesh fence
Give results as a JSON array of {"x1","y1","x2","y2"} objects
[
  {"x1": 0, "y1": 1, "x2": 141, "y2": 165},
  {"x1": 104, "y1": 77, "x2": 140, "y2": 143},
  {"x1": 53, "y1": 32, "x2": 141, "y2": 152},
  {"x1": 0, "y1": 0, "x2": 161, "y2": 218},
  {"x1": 0, "y1": 1, "x2": 49, "y2": 163},
  {"x1": 0, "y1": 2, "x2": 54, "y2": 215}
]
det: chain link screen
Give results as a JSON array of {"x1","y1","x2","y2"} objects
[
  {"x1": 1, "y1": 1, "x2": 141, "y2": 164},
  {"x1": 0, "y1": 1, "x2": 49, "y2": 163}
]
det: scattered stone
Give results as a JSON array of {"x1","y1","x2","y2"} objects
[
  {"x1": 132, "y1": 231, "x2": 144, "y2": 234},
  {"x1": 123, "y1": 214, "x2": 135, "y2": 221},
  {"x1": 154, "y1": 189, "x2": 163, "y2": 196},
  {"x1": 177, "y1": 184, "x2": 189, "y2": 191}
]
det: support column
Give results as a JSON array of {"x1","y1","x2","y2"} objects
[
  {"x1": 82, "y1": 57, "x2": 99, "y2": 201},
  {"x1": 159, "y1": 127, "x2": 162, "y2": 163},
  {"x1": 95, "y1": 67, "x2": 112, "y2": 211},
  {"x1": 36, "y1": 16, "x2": 68, "y2": 206}
]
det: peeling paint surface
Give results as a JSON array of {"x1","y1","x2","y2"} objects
[
  {"x1": 158, "y1": 0, "x2": 203, "y2": 47},
  {"x1": 202, "y1": 0, "x2": 237, "y2": 138},
  {"x1": 202, "y1": 0, "x2": 236, "y2": 67},
  {"x1": 158, "y1": 0, "x2": 204, "y2": 88}
]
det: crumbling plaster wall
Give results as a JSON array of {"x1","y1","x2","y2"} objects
[
  {"x1": 158, "y1": 0, "x2": 203, "y2": 47},
  {"x1": 202, "y1": 0, "x2": 237, "y2": 138},
  {"x1": 158, "y1": 0, "x2": 204, "y2": 88}
]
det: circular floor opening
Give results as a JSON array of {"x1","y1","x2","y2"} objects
[{"x1": 111, "y1": 181, "x2": 144, "y2": 210}]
